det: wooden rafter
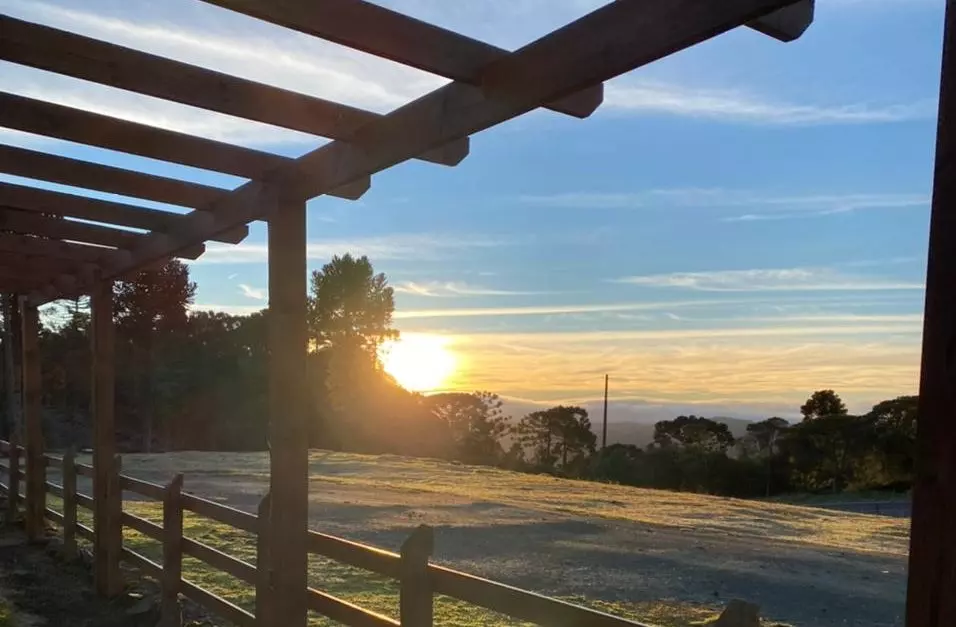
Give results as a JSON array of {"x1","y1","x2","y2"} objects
[
  {"x1": 0, "y1": 181, "x2": 248, "y2": 245},
  {"x1": 198, "y1": 0, "x2": 604, "y2": 119},
  {"x1": 0, "y1": 15, "x2": 468, "y2": 168},
  {"x1": 0, "y1": 93, "x2": 370, "y2": 201},
  {"x1": 0, "y1": 208, "x2": 205, "y2": 259},
  {"x1": 49, "y1": 0, "x2": 802, "y2": 302},
  {"x1": 0, "y1": 232, "x2": 122, "y2": 265}
]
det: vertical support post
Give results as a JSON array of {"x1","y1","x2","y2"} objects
[
  {"x1": 20, "y1": 297, "x2": 43, "y2": 542},
  {"x1": 267, "y1": 196, "x2": 309, "y2": 627},
  {"x1": 63, "y1": 448, "x2": 77, "y2": 559},
  {"x1": 2, "y1": 294, "x2": 12, "y2": 442},
  {"x1": 907, "y1": 2, "x2": 956, "y2": 626},
  {"x1": 91, "y1": 280, "x2": 121, "y2": 596},
  {"x1": 6, "y1": 438, "x2": 18, "y2": 524},
  {"x1": 161, "y1": 474, "x2": 184, "y2": 627},
  {"x1": 400, "y1": 525, "x2": 434, "y2": 627},
  {"x1": 4, "y1": 294, "x2": 22, "y2": 443},
  {"x1": 255, "y1": 492, "x2": 273, "y2": 627}
]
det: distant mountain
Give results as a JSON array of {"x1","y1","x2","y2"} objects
[{"x1": 598, "y1": 416, "x2": 754, "y2": 448}]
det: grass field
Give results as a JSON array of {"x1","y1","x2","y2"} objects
[{"x1": 54, "y1": 451, "x2": 910, "y2": 627}]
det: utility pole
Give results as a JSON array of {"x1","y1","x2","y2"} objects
[{"x1": 602, "y1": 374, "x2": 609, "y2": 449}]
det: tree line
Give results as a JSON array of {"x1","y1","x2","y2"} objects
[{"x1": 0, "y1": 255, "x2": 917, "y2": 498}]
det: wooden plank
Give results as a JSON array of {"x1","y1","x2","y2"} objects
[
  {"x1": 255, "y1": 493, "x2": 272, "y2": 627},
  {"x1": 306, "y1": 588, "x2": 399, "y2": 627},
  {"x1": 0, "y1": 93, "x2": 369, "y2": 199},
  {"x1": 5, "y1": 437, "x2": 19, "y2": 524},
  {"x1": 180, "y1": 580, "x2": 255, "y2": 627},
  {"x1": 75, "y1": 492, "x2": 94, "y2": 510},
  {"x1": 0, "y1": 181, "x2": 248, "y2": 247},
  {"x1": 200, "y1": 0, "x2": 603, "y2": 119},
  {"x1": 162, "y1": 474, "x2": 184, "y2": 627},
  {"x1": 44, "y1": 507, "x2": 64, "y2": 524},
  {"x1": 59, "y1": 0, "x2": 800, "y2": 301},
  {"x1": 121, "y1": 511, "x2": 164, "y2": 541},
  {"x1": 63, "y1": 448, "x2": 77, "y2": 559},
  {"x1": 182, "y1": 538, "x2": 257, "y2": 585},
  {"x1": 19, "y1": 298, "x2": 43, "y2": 542},
  {"x1": 429, "y1": 565, "x2": 650, "y2": 627},
  {"x1": 399, "y1": 525, "x2": 433, "y2": 627},
  {"x1": 267, "y1": 197, "x2": 309, "y2": 627},
  {"x1": 121, "y1": 547, "x2": 163, "y2": 580},
  {"x1": 74, "y1": 462, "x2": 95, "y2": 478},
  {"x1": 0, "y1": 232, "x2": 117, "y2": 265},
  {"x1": 91, "y1": 280, "x2": 121, "y2": 597},
  {"x1": 180, "y1": 492, "x2": 257, "y2": 533},
  {"x1": 306, "y1": 531, "x2": 400, "y2": 579},
  {"x1": 120, "y1": 474, "x2": 169, "y2": 501},
  {"x1": 0, "y1": 16, "x2": 466, "y2": 168},
  {"x1": 76, "y1": 522, "x2": 94, "y2": 541},
  {"x1": 907, "y1": 2, "x2": 956, "y2": 626},
  {"x1": 44, "y1": 481, "x2": 64, "y2": 498}
]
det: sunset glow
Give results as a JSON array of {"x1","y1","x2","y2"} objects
[{"x1": 380, "y1": 334, "x2": 457, "y2": 392}]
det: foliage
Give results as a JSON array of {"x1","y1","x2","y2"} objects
[
  {"x1": 426, "y1": 391, "x2": 508, "y2": 465},
  {"x1": 516, "y1": 405, "x2": 596, "y2": 470},
  {"x1": 307, "y1": 253, "x2": 398, "y2": 355},
  {"x1": 653, "y1": 415, "x2": 735, "y2": 452},
  {"x1": 799, "y1": 389, "x2": 848, "y2": 420}
]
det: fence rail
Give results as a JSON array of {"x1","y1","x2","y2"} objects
[{"x1": 0, "y1": 439, "x2": 649, "y2": 627}]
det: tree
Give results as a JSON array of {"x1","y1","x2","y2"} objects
[
  {"x1": 653, "y1": 415, "x2": 735, "y2": 452},
  {"x1": 866, "y1": 396, "x2": 918, "y2": 486},
  {"x1": 783, "y1": 414, "x2": 864, "y2": 492},
  {"x1": 800, "y1": 390, "x2": 847, "y2": 421},
  {"x1": 307, "y1": 254, "x2": 398, "y2": 355},
  {"x1": 427, "y1": 391, "x2": 508, "y2": 464},
  {"x1": 114, "y1": 260, "x2": 196, "y2": 452},
  {"x1": 746, "y1": 417, "x2": 790, "y2": 496},
  {"x1": 517, "y1": 405, "x2": 595, "y2": 470}
]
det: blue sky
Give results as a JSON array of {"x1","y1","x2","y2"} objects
[{"x1": 0, "y1": 0, "x2": 946, "y2": 421}]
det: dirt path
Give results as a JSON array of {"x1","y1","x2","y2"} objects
[{"x1": 103, "y1": 451, "x2": 906, "y2": 627}]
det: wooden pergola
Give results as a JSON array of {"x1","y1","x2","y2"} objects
[{"x1": 0, "y1": 0, "x2": 951, "y2": 625}]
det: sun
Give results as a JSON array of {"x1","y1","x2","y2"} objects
[{"x1": 379, "y1": 334, "x2": 457, "y2": 392}]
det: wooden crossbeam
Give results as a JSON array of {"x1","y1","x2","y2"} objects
[
  {"x1": 31, "y1": 0, "x2": 805, "y2": 303},
  {"x1": 0, "y1": 93, "x2": 370, "y2": 201},
  {"x1": 0, "y1": 181, "x2": 248, "y2": 245},
  {"x1": 0, "y1": 232, "x2": 122, "y2": 265},
  {"x1": 0, "y1": 16, "x2": 468, "y2": 168},
  {"x1": 200, "y1": 0, "x2": 603, "y2": 119},
  {"x1": 0, "y1": 208, "x2": 205, "y2": 259},
  {"x1": 0, "y1": 251, "x2": 86, "y2": 277}
]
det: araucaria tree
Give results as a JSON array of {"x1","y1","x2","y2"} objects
[{"x1": 517, "y1": 405, "x2": 596, "y2": 469}]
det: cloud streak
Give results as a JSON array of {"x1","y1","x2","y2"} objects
[
  {"x1": 611, "y1": 267, "x2": 923, "y2": 293},
  {"x1": 192, "y1": 233, "x2": 512, "y2": 265},
  {"x1": 394, "y1": 281, "x2": 547, "y2": 297},
  {"x1": 604, "y1": 80, "x2": 935, "y2": 126},
  {"x1": 238, "y1": 284, "x2": 266, "y2": 300}
]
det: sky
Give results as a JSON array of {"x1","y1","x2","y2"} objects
[{"x1": 0, "y1": 0, "x2": 947, "y2": 422}]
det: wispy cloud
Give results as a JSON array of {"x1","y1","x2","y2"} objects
[
  {"x1": 611, "y1": 267, "x2": 923, "y2": 293},
  {"x1": 238, "y1": 284, "x2": 266, "y2": 300},
  {"x1": 519, "y1": 188, "x2": 930, "y2": 217},
  {"x1": 191, "y1": 233, "x2": 511, "y2": 265},
  {"x1": 604, "y1": 79, "x2": 935, "y2": 126},
  {"x1": 394, "y1": 281, "x2": 547, "y2": 297}
]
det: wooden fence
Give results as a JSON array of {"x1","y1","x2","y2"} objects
[{"x1": 0, "y1": 440, "x2": 649, "y2": 627}]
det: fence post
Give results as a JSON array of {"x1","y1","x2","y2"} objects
[
  {"x1": 400, "y1": 525, "x2": 434, "y2": 627},
  {"x1": 255, "y1": 492, "x2": 273, "y2": 627},
  {"x1": 6, "y1": 438, "x2": 18, "y2": 524},
  {"x1": 161, "y1": 474, "x2": 184, "y2": 627},
  {"x1": 105, "y1": 454, "x2": 123, "y2": 596},
  {"x1": 62, "y1": 448, "x2": 76, "y2": 559}
]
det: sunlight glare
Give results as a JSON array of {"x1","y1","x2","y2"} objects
[{"x1": 380, "y1": 334, "x2": 457, "y2": 392}]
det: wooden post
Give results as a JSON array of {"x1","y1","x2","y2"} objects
[
  {"x1": 161, "y1": 474, "x2": 184, "y2": 627},
  {"x1": 400, "y1": 525, "x2": 434, "y2": 627},
  {"x1": 6, "y1": 436, "x2": 18, "y2": 524},
  {"x1": 4, "y1": 294, "x2": 22, "y2": 443},
  {"x1": 2, "y1": 294, "x2": 13, "y2": 443},
  {"x1": 63, "y1": 448, "x2": 77, "y2": 559},
  {"x1": 20, "y1": 297, "x2": 43, "y2": 542},
  {"x1": 267, "y1": 196, "x2": 308, "y2": 627},
  {"x1": 255, "y1": 492, "x2": 273, "y2": 627},
  {"x1": 907, "y1": 2, "x2": 956, "y2": 626},
  {"x1": 91, "y1": 280, "x2": 121, "y2": 596}
]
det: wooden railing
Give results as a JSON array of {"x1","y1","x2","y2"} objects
[{"x1": 0, "y1": 440, "x2": 649, "y2": 627}]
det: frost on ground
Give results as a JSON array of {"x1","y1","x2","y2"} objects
[{"x1": 67, "y1": 451, "x2": 908, "y2": 627}]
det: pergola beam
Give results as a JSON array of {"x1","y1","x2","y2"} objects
[
  {"x1": 906, "y1": 0, "x2": 956, "y2": 625},
  {"x1": 0, "y1": 93, "x2": 371, "y2": 201},
  {"x1": 200, "y1": 0, "x2": 604, "y2": 119},
  {"x1": 50, "y1": 0, "x2": 803, "y2": 302},
  {"x1": 0, "y1": 16, "x2": 468, "y2": 168},
  {"x1": 0, "y1": 208, "x2": 205, "y2": 260},
  {"x1": 0, "y1": 232, "x2": 122, "y2": 265},
  {"x1": 0, "y1": 182, "x2": 248, "y2": 245}
]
